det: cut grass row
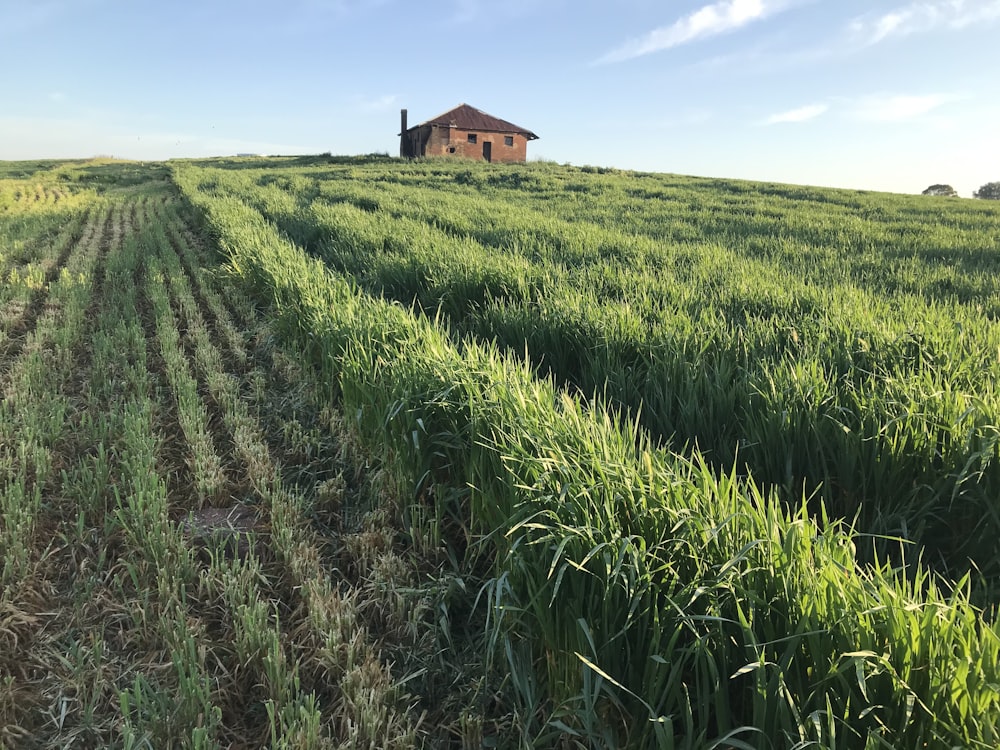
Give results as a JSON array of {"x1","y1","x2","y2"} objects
[
  {"x1": 0, "y1": 200, "x2": 109, "y2": 596},
  {"x1": 1, "y1": 196, "x2": 116, "y2": 743},
  {"x1": 175, "y1": 163, "x2": 1000, "y2": 748},
  {"x1": 176, "y1": 212, "x2": 513, "y2": 745},
  {"x1": 0, "y1": 207, "x2": 91, "y2": 356},
  {"x1": 2, "y1": 163, "x2": 472, "y2": 746},
  {"x1": 152, "y1": 208, "x2": 421, "y2": 747}
]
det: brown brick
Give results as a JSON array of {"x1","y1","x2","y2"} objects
[{"x1": 400, "y1": 105, "x2": 536, "y2": 163}]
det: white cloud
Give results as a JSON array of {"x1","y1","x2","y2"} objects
[
  {"x1": 355, "y1": 94, "x2": 399, "y2": 112},
  {"x1": 594, "y1": 109, "x2": 715, "y2": 132},
  {"x1": 448, "y1": 0, "x2": 556, "y2": 24},
  {"x1": 0, "y1": 0, "x2": 108, "y2": 39},
  {"x1": 451, "y1": 0, "x2": 484, "y2": 23},
  {"x1": 868, "y1": 11, "x2": 909, "y2": 43},
  {"x1": 950, "y1": 0, "x2": 1000, "y2": 26},
  {"x1": 598, "y1": 0, "x2": 782, "y2": 64},
  {"x1": 850, "y1": 0, "x2": 1000, "y2": 44},
  {"x1": 660, "y1": 109, "x2": 715, "y2": 128},
  {"x1": 765, "y1": 103, "x2": 828, "y2": 124},
  {"x1": 0, "y1": 2, "x2": 65, "y2": 37},
  {"x1": 853, "y1": 94, "x2": 954, "y2": 122},
  {"x1": 300, "y1": 0, "x2": 392, "y2": 14}
]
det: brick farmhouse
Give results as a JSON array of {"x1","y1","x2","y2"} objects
[{"x1": 399, "y1": 104, "x2": 538, "y2": 163}]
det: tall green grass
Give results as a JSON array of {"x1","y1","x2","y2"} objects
[
  {"x1": 190, "y1": 164, "x2": 1000, "y2": 587},
  {"x1": 175, "y1": 162, "x2": 1000, "y2": 748}
]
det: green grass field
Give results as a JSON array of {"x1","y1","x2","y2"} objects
[{"x1": 2, "y1": 156, "x2": 999, "y2": 748}]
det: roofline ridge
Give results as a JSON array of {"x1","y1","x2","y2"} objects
[
  {"x1": 404, "y1": 103, "x2": 538, "y2": 139},
  {"x1": 414, "y1": 103, "x2": 468, "y2": 127}
]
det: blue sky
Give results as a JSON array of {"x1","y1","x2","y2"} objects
[{"x1": 1, "y1": 0, "x2": 998, "y2": 196}]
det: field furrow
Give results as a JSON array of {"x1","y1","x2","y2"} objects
[
  {"x1": 3, "y1": 156, "x2": 1000, "y2": 749},
  {"x1": 0, "y1": 207, "x2": 99, "y2": 374},
  {"x1": 1, "y1": 171, "x2": 451, "y2": 747},
  {"x1": 0, "y1": 200, "x2": 117, "y2": 744},
  {"x1": 160, "y1": 201, "x2": 427, "y2": 747}
]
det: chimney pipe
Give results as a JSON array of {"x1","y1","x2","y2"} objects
[{"x1": 400, "y1": 109, "x2": 408, "y2": 157}]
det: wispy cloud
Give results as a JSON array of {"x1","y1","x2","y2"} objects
[
  {"x1": 597, "y1": 0, "x2": 786, "y2": 64},
  {"x1": 355, "y1": 94, "x2": 399, "y2": 112},
  {"x1": 757, "y1": 94, "x2": 959, "y2": 127},
  {"x1": 300, "y1": 0, "x2": 392, "y2": 15},
  {"x1": 764, "y1": 103, "x2": 828, "y2": 124},
  {"x1": 659, "y1": 109, "x2": 715, "y2": 129},
  {"x1": 450, "y1": 0, "x2": 486, "y2": 23},
  {"x1": 850, "y1": 0, "x2": 1000, "y2": 44},
  {"x1": 0, "y1": 1, "x2": 71, "y2": 38},
  {"x1": 853, "y1": 94, "x2": 955, "y2": 122},
  {"x1": 448, "y1": 0, "x2": 558, "y2": 25},
  {"x1": 595, "y1": 109, "x2": 715, "y2": 132}
]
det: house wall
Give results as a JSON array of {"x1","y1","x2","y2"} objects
[
  {"x1": 424, "y1": 126, "x2": 530, "y2": 163},
  {"x1": 401, "y1": 125, "x2": 432, "y2": 158}
]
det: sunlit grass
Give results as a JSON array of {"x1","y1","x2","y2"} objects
[
  {"x1": 4, "y1": 155, "x2": 999, "y2": 747},
  {"x1": 174, "y1": 160, "x2": 1000, "y2": 747},
  {"x1": 204, "y1": 160, "x2": 1000, "y2": 589}
]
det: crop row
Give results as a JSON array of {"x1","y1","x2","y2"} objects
[
  {"x1": 175, "y1": 162, "x2": 1000, "y2": 749},
  {"x1": 0, "y1": 199, "x2": 110, "y2": 593},
  {"x1": 283, "y1": 159, "x2": 1000, "y2": 304},
  {"x1": 0, "y1": 196, "x2": 119, "y2": 744},
  {"x1": 190, "y1": 166, "x2": 1000, "y2": 587},
  {"x1": 0, "y1": 169, "x2": 439, "y2": 746}
]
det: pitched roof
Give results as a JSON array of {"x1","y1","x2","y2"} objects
[{"x1": 413, "y1": 103, "x2": 538, "y2": 140}]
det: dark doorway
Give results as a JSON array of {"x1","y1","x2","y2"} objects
[{"x1": 482, "y1": 141, "x2": 492, "y2": 163}]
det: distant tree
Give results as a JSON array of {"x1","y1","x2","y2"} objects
[
  {"x1": 973, "y1": 182, "x2": 1000, "y2": 200},
  {"x1": 922, "y1": 184, "x2": 958, "y2": 197}
]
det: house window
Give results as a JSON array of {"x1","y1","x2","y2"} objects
[
  {"x1": 504, "y1": 136, "x2": 514, "y2": 147},
  {"x1": 467, "y1": 133, "x2": 477, "y2": 144}
]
